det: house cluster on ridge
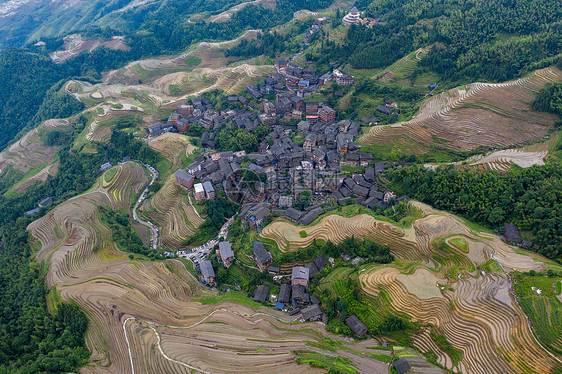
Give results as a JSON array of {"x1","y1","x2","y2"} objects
[{"x1": 251, "y1": 251, "x2": 332, "y2": 322}]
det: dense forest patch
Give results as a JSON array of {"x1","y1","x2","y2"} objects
[{"x1": 387, "y1": 162, "x2": 562, "y2": 261}]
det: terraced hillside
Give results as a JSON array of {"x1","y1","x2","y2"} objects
[
  {"x1": 424, "y1": 135, "x2": 557, "y2": 172},
  {"x1": 103, "y1": 30, "x2": 273, "y2": 90},
  {"x1": 148, "y1": 132, "x2": 197, "y2": 169},
  {"x1": 261, "y1": 212, "x2": 424, "y2": 261},
  {"x1": 262, "y1": 202, "x2": 562, "y2": 373},
  {"x1": 0, "y1": 119, "x2": 69, "y2": 175},
  {"x1": 28, "y1": 163, "x2": 392, "y2": 373},
  {"x1": 65, "y1": 32, "x2": 274, "y2": 129},
  {"x1": 140, "y1": 174, "x2": 204, "y2": 251},
  {"x1": 360, "y1": 67, "x2": 562, "y2": 153}
]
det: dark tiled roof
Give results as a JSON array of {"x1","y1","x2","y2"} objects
[
  {"x1": 365, "y1": 167, "x2": 375, "y2": 182},
  {"x1": 301, "y1": 304, "x2": 323, "y2": 321},
  {"x1": 345, "y1": 315, "x2": 368, "y2": 337},
  {"x1": 305, "y1": 262, "x2": 319, "y2": 279},
  {"x1": 253, "y1": 242, "x2": 272, "y2": 265},
  {"x1": 353, "y1": 184, "x2": 369, "y2": 197},
  {"x1": 279, "y1": 284, "x2": 291, "y2": 304},
  {"x1": 253, "y1": 285, "x2": 270, "y2": 302},
  {"x1": 284, "y1": 208, "x2": 304, "y2": 222},
  {"x1": 292, "y1": 266, "x2": 310, "y2": 280},
  {"x1": 376, "y1": 105, "x2": 393, "y2": 115},
  {"x1": 200, "y1": 261, "x2": 215, "y2": 279},
  {"x1": 219, "y1": 241, "x2": 234, "y2": 260},
  {"x1": 313, "y1": 255, "x2": 329, "y2": 270},
  {"x1": 298, "y1": 206, "x2": 324, "y2": 226},
  {"x1": 292, "y1": 284, "x2": 307, "y2": 301},
  {"x1": 392, "y1": 358, "x2": 412, "y2": 374},
  {"x1": 504, "y1": 223, "x2": 522, "y2": 243}
]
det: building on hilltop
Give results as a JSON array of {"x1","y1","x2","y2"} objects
[
  {"x1": 504, "y1": 223, "x2": 522, "y2": 244},
  {"x1": 376, "y1": 105, "x2": 393, "y2": 115},
  {"x1": 253, "y1": 285, "x2": 270, "y2": 303},
  {"x1": 38, "y1": 197, "x2": 58, "y2": 208},
  {"x1": 194, "y1": 183, "x2": 205, "y2": 202},
  {"x1": 392, "y1": 358, "x2": 412, "y2": 374},
  {"x1": 319, "y1": 106, "x2": 336, "y2": 123},
  {"x1": 301, "y1": 304, "x2": 323, "y2": 321},
  {"x1": 278, "y1": 283, "x2": 291, "y2": 305},
  {"x1": 253, "y1": 241, "x2": 273, "y2": 271},
  {"x1": 342, "y1": 6, "x2": 361, "y2": 25},
  {"x1": 291, "y1": 266, "x2": 310, "y2": 287},
  {"x1": 345, "y1": 315, "x2": 368, "y2": 337},
  {"x1": 147, "y1": 122, "x2": 172, "y2": 137},
  {"x1": 202, "y1": 181, "x2": 215, "y2": 199}
]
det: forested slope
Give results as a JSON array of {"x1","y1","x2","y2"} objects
[
  {"x1": 0, "y1": 51, "x2": 62, "y2": 151},
  {"x1": 312, "y1": 0, "x2": 562, "y2": 83}
]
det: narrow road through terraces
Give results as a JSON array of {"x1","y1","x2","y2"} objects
[{"x1": 132, "y1": 162, "x2": 159, "y2": 250}]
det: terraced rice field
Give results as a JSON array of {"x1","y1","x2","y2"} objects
[
  {"x1": 0, "y1": 119, "x2": 70, "y2": 174},
  {"x1": 513, "y1": 274, "x2": 562, "y2": 358},
  {"x1": 11, "y1": 161, "x2": 59, "y2": 193},
  {"x1": 379, "y1": 47, "x2": 428, "y2": 82},
  {"x1": 27, "y1": 163, "x2": 390, "y2": 373},
  {"x1": 262, "y1": 213, "x2": 427, "y2": 261},
  {"x1": 361, "y1": 67, "x2": 562, "y2": 153},
  {"x1": 262, "y1": 202, "x2": 562, "y2": 373},
  {"x1": 425, "y1": 136, "x2": 556, "y2": 172},
  {"x1": 140, "y1": 175, "x2": 204, "y2": 250},
  {"x1": 148, "y1": 132, "x2": 196, "y2": 168},
  {"x1": 65, "y1": 31, "x2": 274, "y2": 127}
]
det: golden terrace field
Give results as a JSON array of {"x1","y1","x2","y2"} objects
[
  {"x1": 29, "y1": 163, "x2": 395, "y2": 373},
  {"x1": 261, "y1": 202, "x2": 562, "y2": 374},
  {"x1": 360, "y1": 67, "x2": 562, "y2": 154}
]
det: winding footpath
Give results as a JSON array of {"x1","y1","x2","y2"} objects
[{"x1": 132, "y1": 162, "x2": 160, "y2": 249}]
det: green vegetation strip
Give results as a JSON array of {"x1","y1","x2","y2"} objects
[{"x1": 293, "y1": 350, "x2": 358, "y2": 374}]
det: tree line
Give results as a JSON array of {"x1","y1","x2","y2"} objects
[
  {"x1": 185, "y1": 196, "x2": 239, "y2": 245},
  {"x1": 532, "y1": 82, "x2": 562, "y2": 127},
  {"x1": 0, "y1": 216, "x2": 89, "y2": 372},
  {"x1": 386, "y1": 162, "x2": 562, "y2": 262}
]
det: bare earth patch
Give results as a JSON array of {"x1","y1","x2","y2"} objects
[
  {"x1": 148, "y1": 132, "x2": 195, "y2": 167},
  {"x1": 12, "y1": 161, "x2": 59, "y2": 193}
]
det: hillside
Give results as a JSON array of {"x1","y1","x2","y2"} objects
[
  {"x1": 261, "y1": 202, "x2": 562, "y2": 373},
  {"x1": 360, "y1": 67, "x2": 562, "y2": 154},
  {"x1": 0, "y1": 0, "x2": 160, "y2": 47},
  {"x1": 28, "y1": 163, "x2": 393, "y2": 373}
]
